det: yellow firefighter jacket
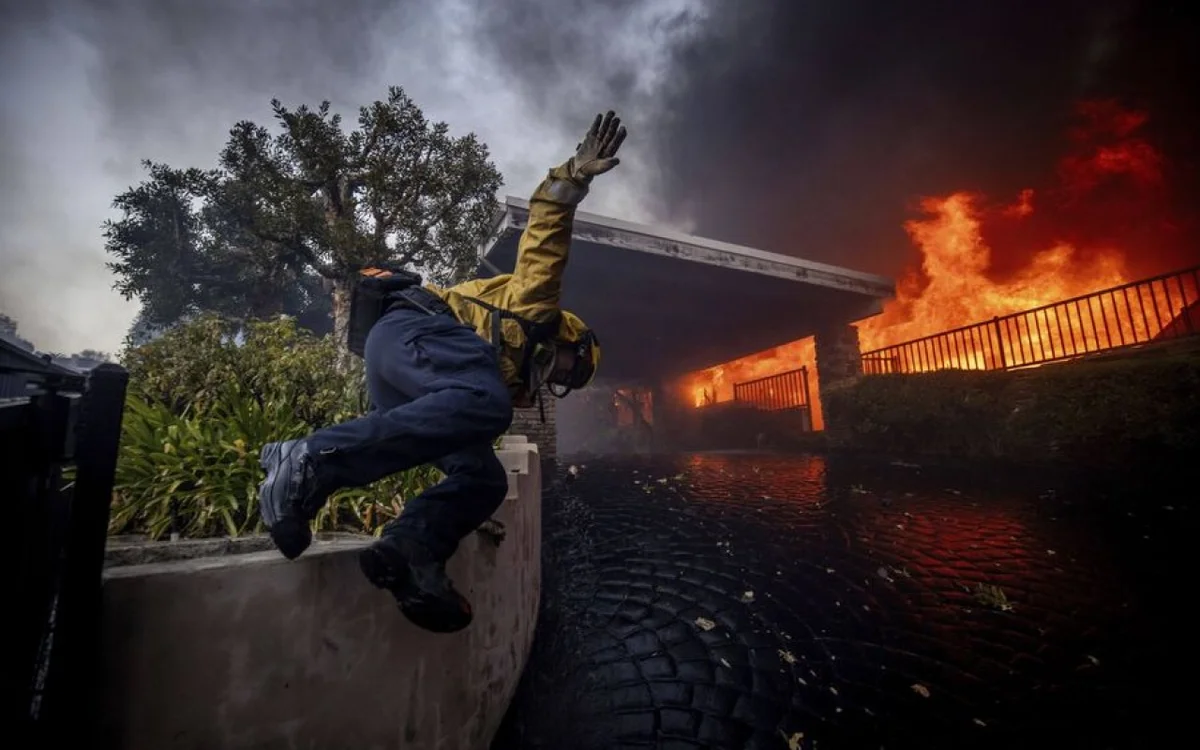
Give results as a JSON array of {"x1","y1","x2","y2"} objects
[{"x1": 426, "y1": 162, "x2": 588, "y2": 392}]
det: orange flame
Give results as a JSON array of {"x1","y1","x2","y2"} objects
[
  {"x1": 857, "y1": 101, "x2": 1185, "y2": 364},
  {"x1": 855, "y1": 190, "x2": 1129, "y2": 355},
  {"x1": 680, "y1": 338, "x2": 823, "y2": 429},
  {"x1": 680, "y1": 101, "x2": 1189, "y2": 424}
]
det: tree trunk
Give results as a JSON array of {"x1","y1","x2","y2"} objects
[{"x1": 331, "y1": 277, "x2": 354, "y2": 367}]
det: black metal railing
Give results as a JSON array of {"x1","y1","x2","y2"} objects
[
  {"x1": 734, "y1": 366, "x2": 812, "y2": 412},
  {"x1": 862, "y1": 264, "x2": 1200, "y2": 374},
  {"x1": 2, "y1": 337, "x2": 128, "y2": 741}
]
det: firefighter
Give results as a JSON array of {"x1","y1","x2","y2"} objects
[{"x1": 257, "y1": 111, "x2": 625, "y2": 633}]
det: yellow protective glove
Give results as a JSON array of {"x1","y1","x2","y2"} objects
[{"x1": 568, "y1": 111, "x2": 627, "y2": 183}]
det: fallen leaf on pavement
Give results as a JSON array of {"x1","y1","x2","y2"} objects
[{"x1": 972, "y1": 582, "x2": 1014, "y2": 611}]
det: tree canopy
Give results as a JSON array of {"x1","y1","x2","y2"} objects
[
  {"x1": 105, "y1": 86, "x2": 503, "y2": 343},
  {"x1": 0, "y1": 312, "x2": 34, "y2": 351},
  {"x1": 106, "y1": 162, "x2": 323, "y2": 329}
]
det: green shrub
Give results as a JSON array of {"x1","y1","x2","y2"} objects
[
  {"x1": 823, "y1": 346, "x2": 1200, "y2": 465},
  {"x1": 122, "y1": 315, "x2": 364, "y2": 425},
  {"x1": 111, "y1": 315, "x2": 440, "y2": 539}
]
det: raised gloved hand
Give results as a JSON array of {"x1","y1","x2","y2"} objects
[{"x1": 568, "y1": 111, "x2": 627, "y2": 183}]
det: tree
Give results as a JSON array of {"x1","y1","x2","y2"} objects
[
  {"x1": 0, "y1": 311, "x2": 36, "y2": 352},
  {"x1": 72, "y1": 349, "x2": 112, "y2": 362},
  {"x1": 105, "y1": 86, "x2": 503, "y2": 349},
  {"x1": 105, "y1": 163, "x2": 219, "y2": 327},
  {"x1": 105, "y1": 163, "x2": 332, "y2": 331},
  {"x1": 125, "y1": 309, "x2": 167, "y2": 349}
]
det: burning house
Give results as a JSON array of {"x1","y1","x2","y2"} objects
[
  {"x1": 679, "y1": 100, "x2": 1199, "y2": 435},
  {"x1": 480, "y1": 101, "x2": 1197, "y2": 457},
  {"x1": 474, "y1": 198, "x2": 894, "y2": 455}
]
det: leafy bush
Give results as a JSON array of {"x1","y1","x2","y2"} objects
[
  {"x1": 111, "y1": 315, "x2": 440, "y2": 539},
  {"x1": 122, "y1": 315, "x2": 364, "y2": 424},
  {"x1": 823, "y1": 345, "x2": 1200, "y2": 465}
]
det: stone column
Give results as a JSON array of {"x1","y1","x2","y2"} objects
[
  {"x1": 814, "y1": 323, "x2": 862, "y2": 431},
  {"x1": 508, "y1": 396, "x2": 557, "y2": 462},
  {"x1": 648, "y1": 381, "x2": 666, "y2": 451}
]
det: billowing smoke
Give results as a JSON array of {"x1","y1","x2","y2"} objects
[
  {"x1": 2, "y1": 0, "x2": 1196, "y2": 357},
  {"x1": 470, "y1": 0, "x2": 1200, "y2": 454},
  {"x1": 633, "y1": 0, "x2": 1199, "y2": 278}
]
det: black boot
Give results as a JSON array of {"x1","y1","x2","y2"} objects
[
  {"x1": 258, "y1": 439, "x2": 329, "y2": 560},
  {"x1": 358, "y1": 536, "x2": 474, "y2": 633}
]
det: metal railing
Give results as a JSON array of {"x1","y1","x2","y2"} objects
[
  {"x1": 861, "y1": 265, "x2": 1200, "y2": 374},
  {"x1": 734, "y1": 366, "x2": 811, "y2": 412},
  {"x1": 2, "y1": 337, "x2": 128, "y2": 741}
]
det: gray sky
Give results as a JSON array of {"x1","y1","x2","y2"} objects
[{"x1": 0, "y1": 0, "x2": 705, "y2": 354}]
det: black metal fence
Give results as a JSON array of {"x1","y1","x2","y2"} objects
[
  {"x1": 2, "y1": 337, "x2": 128, "y2": 741},
  {"x1": 734, "y1": 367, "x2": 812, "y2": 413},
  {"x1": 862, "y1": 264, "x2": 1200, "y2": 374}
]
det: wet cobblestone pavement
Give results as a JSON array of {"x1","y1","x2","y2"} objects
[{"x1": 492, "y1": 453, "x2": 1195, "y2": 750}]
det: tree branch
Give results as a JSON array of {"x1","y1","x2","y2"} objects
[
  {"x1": 394, "y1": 141, "x2": 435, "y2": 214},
  {"x1": 359, "y1": 119, "x2": 383, "y2": 164},
  {"x1": 250, "y1": 226, "x2": 336, "y2": 278},
  {"x1": 393, "y1": 247, "x2": 419, "y2": 266},
  {"x1": 414, "y1": 183, "x2": 471, "y2": 241}
]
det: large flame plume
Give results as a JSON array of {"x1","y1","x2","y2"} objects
[{"x1": 681, "y1": 101, "x2": 1192, "y2": 425}]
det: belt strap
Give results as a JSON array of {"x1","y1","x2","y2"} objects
[{"x1": 388, "y1": 287, "x2": 453, "y2": 317}]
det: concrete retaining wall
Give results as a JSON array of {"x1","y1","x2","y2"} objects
[{"x1": 99, "y1": 436, "x2": 542, "y2": 750}]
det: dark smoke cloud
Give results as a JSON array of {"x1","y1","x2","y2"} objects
[
  {"x1": 78, "y1": 0, "x2": 396, "y2": 143},
  {"x1": 2, "y1": 0, "x2": 398, "y2": 172},
  {"x1": 467, "y1": 0, "x2": 710, "y2": 221},
  {"x1": 470, "y1": 0, "x2": 707, "y2": 126},
  {"x1": 643, "y1": 0, "x2": 1200, "y2": 276},
  {"x1": 477, "y1": 0, "x2": 1199, "y2": 276}
]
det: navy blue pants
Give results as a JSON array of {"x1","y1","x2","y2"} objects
[{"x1": 306, "y1": 306, "x2": 514, "y2": 561}]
